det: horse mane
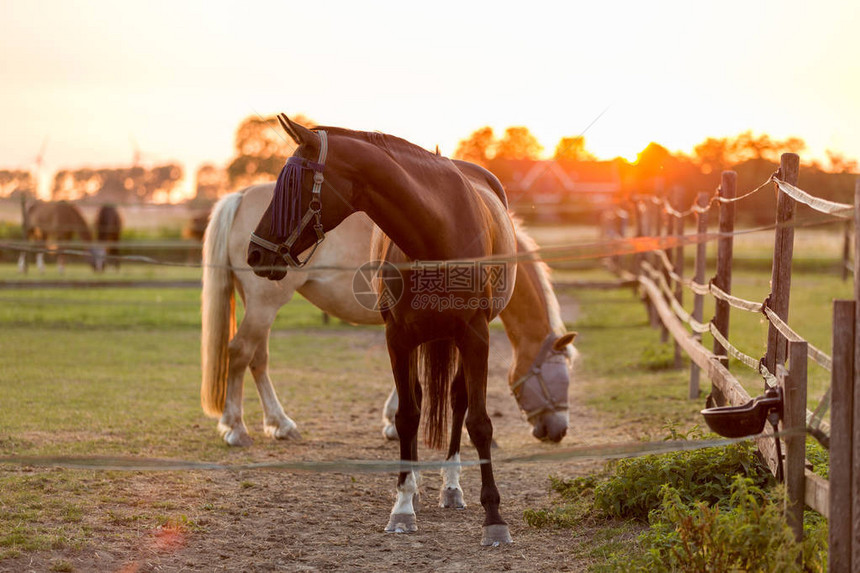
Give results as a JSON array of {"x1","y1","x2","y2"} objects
[
  {"x1": 313, "y1": 126, "x2": 440, "y2": 163},
  {"x1": 510, "y1": 216, "x2": 567, "y2": 339}
]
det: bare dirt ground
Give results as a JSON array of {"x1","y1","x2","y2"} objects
[{"x1": 3, "y1": 297, "x2": 638, "y2": 573}]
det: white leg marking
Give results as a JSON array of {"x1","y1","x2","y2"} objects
[
  {"x1": 385, "y1": 471, "x2": 419, "y2": 533},
  {"x1": 440, "y1": 453, "x2": 466, "y2": 508},
  {"x1": 392, "y1": 471, "x2": 417, "y2": 515}
]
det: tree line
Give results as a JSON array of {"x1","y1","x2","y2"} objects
[{"x1": 1, "y1": 114, "x2": 855, "y2": 225}]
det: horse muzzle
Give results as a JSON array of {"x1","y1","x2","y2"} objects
[
  {"x1": 247, "y1": 245, "x2": 288, "y2": 281},
  {"x1": 531, "y1": 411, "x2": 568, "y2": 443}
]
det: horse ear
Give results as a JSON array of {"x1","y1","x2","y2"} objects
[
  {"x1": 278, "y1": 113, "x2": 317, "y2": 148},
  {"x1": 552, "y1": 332, "x2": 578, "y2": 351}
]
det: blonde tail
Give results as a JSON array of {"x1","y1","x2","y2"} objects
[{"x1": 200, "y1": 192, "x2": 243, "y2": 417}]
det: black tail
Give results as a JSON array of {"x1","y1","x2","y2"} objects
[{"x1": 417, "y1": 339, "x2": 459, "y2": 450}]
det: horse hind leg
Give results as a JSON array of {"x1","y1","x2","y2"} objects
[
  {"x1": 459, "y1": 319, "x2": 512, "y2": 546},
  {"x1": 248, "y1": 329, "x2": 300, "y2": 441},
  {"x1": 216, "y1": 321, "x2": 258, "y2": 446},
  {"x1": 440, "y1": 362, "x2": 467, "y2": 509},
  {"x1": 385, "y1": 337, "x2": 420, "y2": 534}
]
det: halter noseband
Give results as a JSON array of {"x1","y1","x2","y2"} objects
[
  {"x1": 249, "y1": 130, "x2": 329, "y2": 268},
  {"x1": 510, "y1": 333, "x2": 570, "y2": 421}
]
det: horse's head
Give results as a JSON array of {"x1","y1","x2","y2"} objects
[
  {"x1": 512, "y1": 331, "x2": 578, "y2": 443},
  {"x1": 89, "y1": 246, "x2": 107, "y2": 272},
  {"x1": 247, "y1": 115, "x2": 356, "y2": 280}
]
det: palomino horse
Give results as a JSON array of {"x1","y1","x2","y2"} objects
[
  {"x1": 202, "y1": 185, "x2": 576, "y2": 447},
  {"x1": 18, "y1": 201, "x2": 106, "y2": 272},
  {"x1": 95, "y1": 204, "x2": 123, "y2": 270},
  {"x1": 247, "y1": 116, "x2": 528, "y2": 545}
]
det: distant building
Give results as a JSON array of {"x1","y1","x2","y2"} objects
[{"x1": 488, "y1": 159, "x2": 622, "y2": 222}]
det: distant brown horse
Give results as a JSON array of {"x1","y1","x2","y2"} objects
[
  {"x1": 95, "y1": 204, "x2": 123, "y2": 270},
  {"x1": 18, "y1": 201, "x2": 106, "y2": 273}
]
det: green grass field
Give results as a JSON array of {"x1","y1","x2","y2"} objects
[{"x1": 0, "y1": 222, "x2": 851, "y2": 565}]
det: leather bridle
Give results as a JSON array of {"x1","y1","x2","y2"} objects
[{"x1": 249, "y1": 130, "x2": 329, "y2": 268}]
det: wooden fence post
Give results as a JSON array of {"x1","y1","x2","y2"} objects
[
  {"x1": 765, "y1": 153, "x2": 800, "y2": 375},
  {"x1": 689, "y1": 191, "x2": 709, "y2": 400},
  {"x1": 672, "y1": 187, "x2": 685, "y2": 369},
  {"x1": 19, "y1": 191, "x2": 29, "y2": 274},
  {"x1": 781, "y1": 339, "x2": 808, "y2": 545},
  {"x1": 656, "y1": 200, "x2": 670, "y2": 344},
  {"x1": 640, "y1": 200, "x2": 659, "y2": 329},
  {"x1": 843, "y1": 219, "x2": 851, "y2": 282},
  {"x1": 853, "y1": 178, "x2": 860, "y2": 568},
  {"x1": 711, "y1": 171, "x2": 736, "y2": 407},
  {"x1": 831, "y1": 299, "x2": 854, "y2": 572}
]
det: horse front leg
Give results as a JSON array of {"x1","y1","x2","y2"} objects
[
  {"x1": 459, "y1": 318, "x2": 512, "y2": 546},
  {"x1": 440, "y1": 362, "x2": 467, "y2": 509},
  {"x1": 385, "y1": 335, "x2": 420, "y2": 534}
]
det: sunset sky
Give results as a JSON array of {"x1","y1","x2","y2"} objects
[{"x1": 1, "y1": 0, "x2": 858, "y2": 198}]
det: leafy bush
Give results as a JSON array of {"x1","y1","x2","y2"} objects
[
  {"x1": 524, "y1": 429, "x2": 828, "y2": 571},
  {"x1": 607, "y1": 477, "x2": 812, "y2": 573},
  {"x1": 592, "y1": 437, "x2": 773, "y2": 521}
]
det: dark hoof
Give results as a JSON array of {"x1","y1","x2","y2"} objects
[
  {"x1": 384, "y1": 513, "x2": 417, "y2": 533},
  {"x1": 440, "y1": 488, "x2": 466, "y2": 509},
  {"x1": 481, "y1": 524, "x2": 513, "y2": 546}
]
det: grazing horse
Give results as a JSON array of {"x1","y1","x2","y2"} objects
[
  {"x1": 18, "y1": 201, "x2": 106, "y2": 273},
  {"x1": 95, "y1": 204, "x2": 123, "y2": 270},
  {"x1": 201, "y1": 185, "x2": 576, "y2": 447},
  {"x1": 247, "y1": 115, "x2": 521, "y2": 545}
]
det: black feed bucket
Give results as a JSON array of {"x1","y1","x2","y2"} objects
[{"x1": 700, "y1": 386, "x2": 784, "y2": 480}]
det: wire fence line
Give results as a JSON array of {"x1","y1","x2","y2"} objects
[
  {"x1": 0, "y1": 208, "x2": 851, "y2": 277},
  {"x1": 0, "y1": 430, "x2": 800, "y2": 473}
]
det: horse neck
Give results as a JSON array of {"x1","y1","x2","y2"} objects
[
  {"x1": 347, "y1": 144, "x2": 481, "y2": 260},
  {"x1": 499, "y1": 258, "x2": 559, "y2": 384}
]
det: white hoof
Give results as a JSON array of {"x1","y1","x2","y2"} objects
[
  {"x1": 384, "y1": 513, "x2": 417, "y2": 533},
  {"x1": 481, "y1": 524, "x2": 513, "y2": 546},
  {"x1": 440, "y1": 487, "x2": 466, "y2": 509},
  {"x1": 218, "y1": 422, "x2": 253, "y2": 447},
  {"x1": 265, "y1": 420, "x2": 302, "y2": 441}
]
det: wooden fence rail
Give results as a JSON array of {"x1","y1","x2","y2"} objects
[{"x1": 611, "y1": 154, "x2": 859, "y2": 571}]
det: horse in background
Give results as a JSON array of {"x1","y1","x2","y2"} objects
[
  {"x1": 18, "y1": 201, "x2": 107, "y2": 273},
  {"x1": 95, "y1": 204, "x2": 123, "y2": 270},
  {"x1": 183, "y1": 209, "x2": 211, "y2": 242},
  {"x1": 201, "y1": 185, "x2": 576, "y2": 448}
]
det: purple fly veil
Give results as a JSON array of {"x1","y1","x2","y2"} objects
[{"x1": 270, "y1": 157, "x2": 305, "y2": 238}]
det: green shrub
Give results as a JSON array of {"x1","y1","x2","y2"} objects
[
  {"x1": 603, "y1": 477, "x2": 822, "y2": 573},
  {"x1": 592, "y1": 439, "x2": 773, "y2": 521},
  {"x1": 523, "y1": 428, "x2": 833, "y2": 571}
]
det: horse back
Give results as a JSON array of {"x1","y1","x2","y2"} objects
[
  {"x1": 27, "y1": 201, "x2": 92, "y2": 241},
  {"x1": 450, "y1": 159, "x2": 508, "y2": 208}
]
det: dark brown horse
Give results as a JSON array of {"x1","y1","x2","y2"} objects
[
  {"x1": 19, "y1": 201, "x2": 106, "y2": 272},
  {"x1": 95, "y1": 204, "x2": 123, "y2": 270},
  {"x1": 247, "y1": 115, "x2": 518, "y2": 546}
]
